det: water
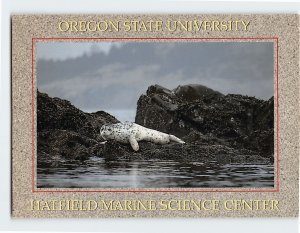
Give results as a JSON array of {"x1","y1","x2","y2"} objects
[{"x1": 37, "y1": 156, "x2": 274, "y2": 188}]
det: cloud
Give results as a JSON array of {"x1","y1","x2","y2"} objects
[
  {"x1": 39, "y1": 63, "x2": 161, "y2": 109},
  {"x1": 36, "y1": 42, "x2": 122, "y2": 61}
]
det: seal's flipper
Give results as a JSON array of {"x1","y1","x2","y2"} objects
[
  {"x1": 129, "y1": 135, "x2": 139, "y2": 151},
  {"x1": 169, "y1": 135, "x2": 185, "y2": 144}
]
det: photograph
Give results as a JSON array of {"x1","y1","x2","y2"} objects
[{"x1": 36, "y1": 41, "x2": 274, "y2": 189}]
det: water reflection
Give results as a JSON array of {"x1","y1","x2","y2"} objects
[{"x1": 37, "y1": 156, "x2": 274, "y2": 188}]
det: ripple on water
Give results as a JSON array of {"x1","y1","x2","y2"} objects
[{"x1": 37, "y1": 156, "x2": 274, "y2": 188}]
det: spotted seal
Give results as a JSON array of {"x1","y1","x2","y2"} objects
[{"x1": 100, "y1": 122, "x2": 185, "y2": 151}]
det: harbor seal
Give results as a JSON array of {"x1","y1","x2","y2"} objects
[{"x1": 100, "y1": 122, "x2": 185, "y2": 151}]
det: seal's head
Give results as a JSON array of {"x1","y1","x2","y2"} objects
[{"x1": 100, "y1": 124, "x2": 113, "y2": 140}]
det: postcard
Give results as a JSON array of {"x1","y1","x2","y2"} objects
[{"x1": 11, "y1": 14, "x2": 299, "y2": 218}]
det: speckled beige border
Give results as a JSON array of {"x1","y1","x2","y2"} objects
[{"x1": 11, "y1": 14, "x2": 299, "y2": 218}]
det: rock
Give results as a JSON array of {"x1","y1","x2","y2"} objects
[
  {"x1": 135, "y1": 84, "x2": 274, "y2": 160},
  {"x1": 101, "y1": 141, "x2": 269, "y2": 164},
  {"x1": 37, "y1": 91, "x2": 119, "y2": 139},
  {"x1": 38, "y1": 83, "x2": 273, "y2": 167},
  {"x1": 174, "y1": 84, "x2": 224, "y2": 102},
  {"x1": 37, "y1": 90, "x2": 119, "y2": 164}
]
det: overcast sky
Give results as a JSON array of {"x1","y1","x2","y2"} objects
[{"x1": 36, "y1": 41, "x2": 274, "y2": 121}]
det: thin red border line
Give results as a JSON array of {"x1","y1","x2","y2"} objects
[
  {"x1": 34, "y1": 189, "x2": 277, "y2": 193},
  {"x1": 34, "y1": 37, "x2": 278, "y2": 41},
  {"x1": 32, "y1": 38, "x2": 35, "y2": 193},
  {"x1": 32, "y1": 37, "x2": 279, "y2": 193},
  {"x1": 275, "y1": 38, "x2": 280, "y2": 192}
]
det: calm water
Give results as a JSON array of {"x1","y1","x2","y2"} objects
[{"x1": 37, "y1": 156, "x2": 274, "y2": 188}]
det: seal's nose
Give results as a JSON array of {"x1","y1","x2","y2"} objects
[
  {"x1": 100, "y1": 125, "x2": 106, "y2": 136},
  {"x1": 99, "y1": 126, "x2": 106, "y2": 141}
]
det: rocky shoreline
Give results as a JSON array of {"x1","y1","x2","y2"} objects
[{"x1": 37, "y1": 84, "x2": 274, "y2": 167}]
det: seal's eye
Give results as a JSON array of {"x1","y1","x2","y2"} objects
[{"x1": 107, "y1": 128, "x2": 112, "y2": 132}]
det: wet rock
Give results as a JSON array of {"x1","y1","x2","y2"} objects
[
  {"x1": 38, "y1": 83, "x2": 273, "y2": 167},
  {"x1": 101, "y1": 141, "x2": 269, "y2": 164},
  {"x1": 37, "y1": 91, "x2": 118, "y2": 164},
  {"x1": 174, "y1": 84, "x2": 224, "y2": 102},
  {"x1": 135, "y1": 84, "x2": 274, "y2": 160},
  {"x1": 37, "y1": 91, "x2": 119, "y2": 139}
]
